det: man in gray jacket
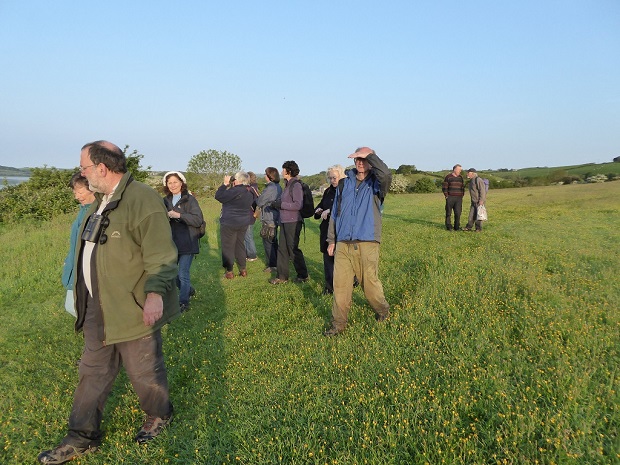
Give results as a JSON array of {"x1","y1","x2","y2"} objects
[{"x1": 464, "y1": 168, "x2": 487, "y2": 232}]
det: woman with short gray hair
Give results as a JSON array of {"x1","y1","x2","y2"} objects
[
  {"x1": 215, "y1": 171, "x2": 254, "y2": 279},
  {"x1": 313, "y1": 165, "x2": 346, "y2": 294}
]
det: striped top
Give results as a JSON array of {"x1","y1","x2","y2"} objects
[{"x1": 442, "y1": 173, "x2": 465, "y2": 197}]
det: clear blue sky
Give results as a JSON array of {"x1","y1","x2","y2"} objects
[{"x1": 1, "y1": 0, "x2": 618, "y2": 175}]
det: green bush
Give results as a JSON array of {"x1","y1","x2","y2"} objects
[
  {"x1": 0, "y1": 168, "x2": 75, "y2": 223},
  {"x1": 411, "y1": 176, "x2": 437, "y2": 193},
  {"x1": 0, "y1": 147, "x2": 151, "y2": 224}
]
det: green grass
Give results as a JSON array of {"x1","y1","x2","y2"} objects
[{"x1": 1, "y1": 182, "x2": 619, "y2": 464}]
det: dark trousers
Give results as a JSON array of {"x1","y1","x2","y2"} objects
[
  {"x1": 445, "y1": 196, "x2": 463, "y2": 230},
  {"x1": 323, "y1": 251, "x2": 335, "y2": 293},
  {"x1": 276, "y1": 221, "x2": 308, "y2": 280},
  {"x1": 466, "y1": 202, "x2": 483, "y2": 231},
  {"x1": 65, "y1": 294, "x2": 172, "y2": 448},
  {"x1": 261, "y1": 224, "x2": 278, "y2": 268},
  {"x1": 220, "y1": 223, "x2": 248, "y2": 272}
]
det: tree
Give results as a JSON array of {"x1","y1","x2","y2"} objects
[
  {"x1": 123, "y1": 145, "x2": 151, "y2": 182},
  {"x1": 396, "y1": 164, "x2": 417, "y2": 175},
  {"x1": 187, "y1": 149, "x2": 242, "y2": 193},
  {"x1": 187, "y1": 149, "x2": 241, "y2": 176}
]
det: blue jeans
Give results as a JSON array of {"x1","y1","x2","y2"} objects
[
  {"x1": 245, "y1": 224, "x2": 257, "y2": 259},
  {"x1": 177, "y1": 254, "x2": 194, "y2": 305}
]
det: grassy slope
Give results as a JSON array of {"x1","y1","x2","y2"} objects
[{"x1": 0, "y1": 182, "x2": 618, "y2": 464}]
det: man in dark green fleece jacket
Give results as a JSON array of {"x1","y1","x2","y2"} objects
[{"x1": 38, "y1": 141, "x2": 180, "y2": 465}]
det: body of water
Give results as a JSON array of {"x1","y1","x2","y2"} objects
[{"x1": 0, "y1": 176, "x2": 30, "y2": 189}]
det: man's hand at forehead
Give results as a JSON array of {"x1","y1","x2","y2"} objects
[{"x1": 348, "y1": 146, "x2": 374, "y2": 159}]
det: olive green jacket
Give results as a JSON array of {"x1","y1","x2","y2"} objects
[{"x1": 74, "y1": 172, "x2": 180, "y2": 344}]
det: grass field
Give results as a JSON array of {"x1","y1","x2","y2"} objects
[{"x1": 1, "y1": 182, "x2": 618, "y2": 464}]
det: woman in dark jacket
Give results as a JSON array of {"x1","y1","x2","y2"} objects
[
  {"x1": 163, "y1": 171, "x2": 204, "y2": 311},
  {"x1": 313, "y1": 165, "x2": 346, "y2": 294},
  {"x1": 215, "y1": 171, "x2": 254, "y2": 279}
]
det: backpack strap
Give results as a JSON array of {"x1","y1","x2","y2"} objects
[{"x1": 336, "y1": 179, "x2": 345, "y2": 216}]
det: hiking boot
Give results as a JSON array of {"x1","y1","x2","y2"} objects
[
  {"x1": 224, "y1": 271, "x2": 234, "y2": 279},
  {"x1": 323, "y1": 326, "x2": 344, "y2": 337},
  {"x1": 135, "y1": 414, "x2": 173, "y2": 444},
  {"x1": 294, "y1": 276, "x2": 309, "y2": 283},
  {"x1": 269, "y1": 278, "x2": 288, "y2": 285},
  {"x1": 376, "y1": 310, "x2": 391, "y2": 323},
  {"x1": 37, "y1": 443, "x2": 98, "y2": 464}
]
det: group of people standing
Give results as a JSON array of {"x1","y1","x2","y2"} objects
[
  {"x1": 442, "y1": 164, "x2": 487, "y2": 232},
  {"x1": 43, "y1": 142, "x2": 394, "y2": 464}
]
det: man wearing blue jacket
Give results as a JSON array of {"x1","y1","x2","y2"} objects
[{"x1": 324, "y1": 147, "x2": 392, "y2": 336}]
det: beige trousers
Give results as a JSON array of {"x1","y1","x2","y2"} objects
[{"x1": 331, "y1": 241, "x2": 389, "y2": 330}]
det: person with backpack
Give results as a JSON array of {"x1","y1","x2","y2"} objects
[
  {"x1": 163, "y1": 171, "x2": 204, "y2": 312},
  {"x1": 323, "y1": 147, "x2": 392, "y2": 337},
  {"x1": 268, "y1": 160, "x2": 309, "y2": 284},
  {"x1": 463, "y1": 168, "x2": 487, "y2": 232}
]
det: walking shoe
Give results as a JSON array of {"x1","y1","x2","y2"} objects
[
  {"x1": 189, "y1": 286, "x2": 196, "y2": 297},
  {"x1": 463, "y1": 228, "x2": 472, "y2": 232},
  {"x1": 224, "y1": 271, "x2": 234, "y2": 279},
  {"x1": 269, "y1": 278, "x2": 288, "y2": 285},
  {"x1": 239, "y1": 269, "x2": 248, "y2": 277},
  {"x1": 180, "y1": 303, "x2": 190, "y2": 313},
  {"x1": 294, "y1": 276, "x2": 309, "y2": 283},
  {"x1": 37, "y1": 443, "x2": 98, "y2": 464},
  {"x1": 376, "y1": 310, "x2": 391, "y2": 323},
  {"x1": 322, "y1": 288, "x2": 333, "y2": 295},
  {"x1": 263, "y1": 266, "x2": 276, "y2": 273},
  {"x1": 323, "y1": 326, "x2": 344, "y2": 337},
  {"x1": 247, "y1": 257, "x2": 258, "y2": 262},
  {"x1": 135, "y1": 414, "x2": 173, "y2": 444}
]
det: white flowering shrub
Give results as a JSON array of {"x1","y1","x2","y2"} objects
[
  {"x1": 389, "y1": 174, "x2": 410, "y2": 194},
  {"x1": 586, "y1": 174, "x2": 607, "y2": 183}
]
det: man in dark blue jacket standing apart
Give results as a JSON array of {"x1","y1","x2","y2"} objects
[{"x1": 324, "y1": 147, "x2": 392, "y2": 336}]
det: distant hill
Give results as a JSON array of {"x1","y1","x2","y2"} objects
[{"x1": 0, "y1": 166, "x2": 31, "y2": 177}]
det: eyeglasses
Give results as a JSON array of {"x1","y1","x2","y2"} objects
[{"x1": 79, "y1": 164, "x2": 96, "y2": 172}]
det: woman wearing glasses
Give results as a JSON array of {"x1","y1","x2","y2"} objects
[{"x1": 313, "y1": 165, "x2": 346, "y2": 295}]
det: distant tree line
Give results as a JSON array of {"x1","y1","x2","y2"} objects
[{"x1": 2, "y1": 147, "x2": 619, "y2": 223}]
